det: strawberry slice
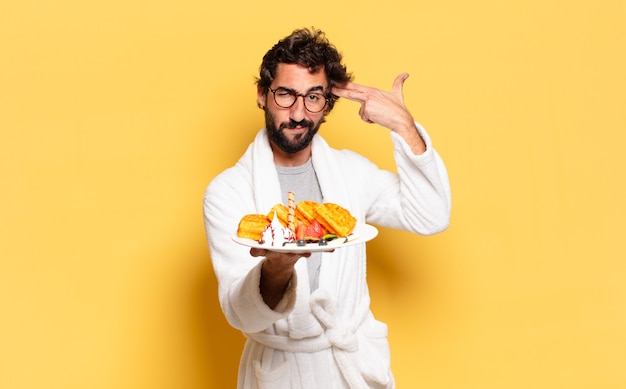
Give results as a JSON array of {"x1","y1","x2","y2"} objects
[
  {"x1": 304, "y1": 220, "x2": 325, "y2": 239},
  {"x1": 295, "y1": 223, "x2": 307, "y2": 240}
]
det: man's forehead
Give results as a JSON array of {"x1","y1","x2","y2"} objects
[{"x1": 274, "y1": 63, "x2": 328, "y2": 89}]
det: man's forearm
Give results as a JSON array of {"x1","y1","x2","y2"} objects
[
  {"x1": 260, "y1": 261, "x2": 294, "y2": 310},
  {"x1": 395, "y1": 123, "x2": 427, "y2": 155}
]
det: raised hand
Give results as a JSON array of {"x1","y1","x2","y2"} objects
[{"x1": 332, "y1": 73, "x2": 426, "y2": 154}]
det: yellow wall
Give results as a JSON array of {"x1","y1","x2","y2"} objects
[{"x1": 2, "y1": 0, "x2": 625, "y2": 388}]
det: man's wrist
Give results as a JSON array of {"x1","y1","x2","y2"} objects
[{"x1": 395, "y1": 123, "x2": 426, "y2": 154}]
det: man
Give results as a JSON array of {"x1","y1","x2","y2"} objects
[{"x1": 203, "y1": 28, "x2": 451, "y2": 389}]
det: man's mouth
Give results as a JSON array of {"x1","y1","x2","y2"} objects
[
  {"x1": 281, "y1": 124, "x2": 310, "y2": 136},
  {"x1": 282, "y1": 119, "x2": 313, "y2": 131}
]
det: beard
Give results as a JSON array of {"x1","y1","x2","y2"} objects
[{"x1": 265, "y1": 109, "x2": 324, "y2": 154}]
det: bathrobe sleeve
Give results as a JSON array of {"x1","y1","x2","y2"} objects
[
  {"x1": 336, "y1": 123, "x2": 451, "y2": 234},
  {"x1": 203, "y1": 167, "x2": 298, "y2": 334}
]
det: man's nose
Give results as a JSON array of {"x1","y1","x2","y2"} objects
[{"x1": 289, "y1": 96, "x2": 307, "y2": 122}]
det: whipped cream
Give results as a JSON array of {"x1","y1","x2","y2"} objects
[{"x1": 259, "y1": 213, "x2": 295, "y2": 246}]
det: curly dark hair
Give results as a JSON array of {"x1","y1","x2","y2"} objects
[{"x1": 257, "y1": 28, "x2": 353, "y2": 112}]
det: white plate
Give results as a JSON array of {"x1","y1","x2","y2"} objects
[{"x1": 232, "y1": 224, "x2": 378, "y2": 253}]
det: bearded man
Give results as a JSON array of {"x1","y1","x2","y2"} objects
[{"x1": 203, "y1": 27, "x2": 451, "y2": 388}]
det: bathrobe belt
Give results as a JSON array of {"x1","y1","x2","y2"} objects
[{"x1": 244, "y1": 292, "x2": 391, "y2": 388}]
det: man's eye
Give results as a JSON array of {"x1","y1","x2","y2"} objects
[
  {"x1": 307, "y1": 94, "x2": 322, "y2": 101},
  {"x1": 276, "y1": 89, "x2": 293, "y2": 97}
]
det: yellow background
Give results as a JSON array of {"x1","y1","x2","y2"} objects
[{"x1": 2, "y1": 0, "x2": 625, "y2": 388}]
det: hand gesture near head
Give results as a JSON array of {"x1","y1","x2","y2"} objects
[{"x1": 332, "y1": 73, "x2": 426, "y2": 154}]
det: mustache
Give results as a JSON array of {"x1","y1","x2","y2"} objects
[{"x1": 280, "y1": 119, "x2": 314, "y2": 130}]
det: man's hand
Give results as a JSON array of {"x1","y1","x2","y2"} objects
[
  {"x1": 332, "y1": 73, "x2": 426, "y2": 154},
  {"x1": 250, "y1": 248, "x2": 310, "y2": 310}
]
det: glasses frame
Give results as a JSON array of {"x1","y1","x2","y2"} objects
[{"x1": 268, "y1": 86, "x2": 329, "y2": 113}]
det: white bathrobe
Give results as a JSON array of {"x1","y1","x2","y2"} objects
[{"x1": 203, "y1": 124, "x2": 451, "y2": 388}]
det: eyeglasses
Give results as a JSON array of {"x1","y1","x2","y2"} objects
[{"x1": 268, "y1": 87, "x2": 329, "y2": 113}]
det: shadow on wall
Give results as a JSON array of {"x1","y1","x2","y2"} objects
[
  {"x1": 188, "y1": 251, "x2": 245, "y2": 388},
  {"x1": 366, "y1": 228, "x2": 426, "y2": 297}
]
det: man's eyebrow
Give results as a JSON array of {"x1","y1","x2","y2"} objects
[
  {"x1": 307, "y1": 85, "x2": 325, "y2": 93},
  {"x1": 277, "y1": 85, "x2": 326, "y2": 94}
]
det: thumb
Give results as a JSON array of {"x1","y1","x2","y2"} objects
[{"x1": 391, "y1": 73, "x2": 409, "y2": 96}]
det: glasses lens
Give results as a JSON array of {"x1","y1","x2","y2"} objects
[
  {"x1": 304, "y1": 93, "x2": 326, "y2": 113},
  {"x1": 273, "y1": 88, "x2": 297, "y2": 108}
]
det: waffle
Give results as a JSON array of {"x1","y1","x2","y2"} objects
[
  {"x1": 267, "y1": 203, "x2": 290, "y2": 227},
  {"x1": 295, "y1": 200, "x2": 318, "y2": 225},
  {"x1": 237, "y1": 214, "x2": 270, "y2": 240},
  {"x1": 314, "y1": 202, "x2": 356, "y2": 237}
]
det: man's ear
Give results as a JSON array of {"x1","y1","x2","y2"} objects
[{"x1": 257, "y1": 85, "x2": 266, "y2": 108}]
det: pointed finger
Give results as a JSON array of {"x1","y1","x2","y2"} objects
[
  {"x1": 339, "y1": 81, "x2": 370, "y2": 93},
  {"x1": 332, "y1": 84, "x2": 367, "y2": 103}
]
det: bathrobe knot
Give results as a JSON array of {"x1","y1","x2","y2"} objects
[{"x1": 310, "y1": 291, "x2": 359, "y2": 352}]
